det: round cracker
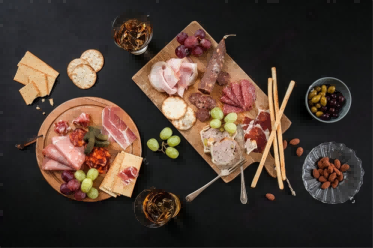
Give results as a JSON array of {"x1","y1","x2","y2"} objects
[
  {"x1": 172, "y1": 107, "x2": 196, "y2": 130},
  {"x1": 67, "y1": 58, "x2": 90, "y2": 79},
  {"x1": 162, "y1": 96, "x2": 187, "y2": 120},
  {"x1": 71, "y1": 64, "x2": 97, "y2": 89},
  {"x1": 81, "y1": 49, "x2": 104, "y2": 72}
]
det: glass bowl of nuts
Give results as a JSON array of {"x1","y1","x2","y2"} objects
[{"x1": 302, "y1": 142, "x2": 364, "y2": 204}]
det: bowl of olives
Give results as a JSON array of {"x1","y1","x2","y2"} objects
[{"x1": 306, "y1": 77, "x2": 351, "y2": 123}]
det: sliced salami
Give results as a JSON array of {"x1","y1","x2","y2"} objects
[
  {"x1": 231, "y1": 82, "x2": 245, "y2": 109},
  {"x1": 240, "y1": 79, "x2": 256, "y2": 111},
  {"x1": 223, "y1": 104, "x2": 244, "y2": 115},
  {"x1": 220, "y1": 95, "x2": 240, "y2": 107},
  {"x1": 222, "y1": 85, "x2": 240, "y2": 106}
]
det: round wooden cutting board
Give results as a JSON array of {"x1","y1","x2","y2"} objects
[{"x1": 36, "y1": 97, "x2": 142, "y2": 202}]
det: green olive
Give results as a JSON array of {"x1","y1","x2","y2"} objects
[
  {"x1": 308, "y1": 90, "x2": 317, "y2": 99},
  {"x1": 316, "y1": 111, "x2": 323, "y2": 117},
  {"x1": 311, "y1": 95, "x2": 321, "y2": 103},
  {"x1": 315, "y1": 103, "x2": 321, "y2": 109},
  {"x1": 327, "y1": 86, "x2": 336, "y2": 94},
  {"x1": 320, "y1": 96, "x2": 327, "y2": 106},
  {"x1": 315, "y1": 86, "x2": 321, "y2": 92},
  {"x1": 318, "y1": 92, "x2": 326, "y2": 97},
  {"x1": 321, "y1": 85, "x2": 327, "y2": 93},
  {"x1": 308, "y1": 100, "x2": 314, "y2": 106},
  {"x1": 311, "y1": 107, "x2": 317, "y2": 113}
]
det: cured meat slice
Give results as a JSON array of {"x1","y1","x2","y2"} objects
[
  {"x1": 222, "y1": 84, "x2": 240, "y2": 106},
  {"x1": 220, "y1": 95, "x2": 240, "y2": 107},
  {"x1": 102, "y1": 106, "x2": 138, "y2": 151},
  {"x1": 54, "y1": 120, "x2": 71, "y2": 135},
  {"x1": 69, "y1": 128, "x2": 87, "y2": 147},
  {"x1": 240, "y1": 79, "x2": 256, "y2": 111},
  {"x1": 195, "y1": 95, "x2": 216, "y2": 110},
  {"x1": 163, "y1": 64, "x2": 179, "y2": 88},
  {"x1": 242, "y1": 117, "x2": 254, "y2": 131},
  {"x1": 52, "y1": 136, "x2": 85, "y2": 170},
  {"x1": 231, "y1": 82, "x2": 245, "y2": 108},
  {"x1": 42, "y1": 157, "x2": 73, "y2": 171},
  {"x1": 72, "y1": 113, "x2": 90, "y2": 128},
  {"x1": 254, "y1": 110, "x2": 271, "y2": 132},
  {"x1": 244, "y1": 126, "x2": 267, "y2": 153},
  {"x1": 42, "y1": 144, "x2": 73, "y2": 168},
  {"x1": 188, "y1": 92, "x2": 202, "y2": 105},
  {"x1": 223, "y1": 104, "x2": 244, "y2": 115},
  {"x1": 118, "y1": 166, "x2": 138, "y2": 185},
  {"x1": 148, "y1": 62, "x2": 177, "y2": 95}
]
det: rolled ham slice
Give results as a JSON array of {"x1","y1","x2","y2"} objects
[
  {"x1": 42, "y1": 144, "x2": 73, "y2": 168},
  {"x1": 42, "y1": 157, "x2": 73, "y2": 171},
  {"x1": 52, "y1": 136, "x2": 85, "y2": 170}
]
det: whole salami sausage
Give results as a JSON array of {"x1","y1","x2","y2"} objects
[
  {"x1": 217, "y1": 71, "x2": 231, "y2": 86},
  {"x1": 198, "y1": 34, "x2": 236, "y2": 94}
]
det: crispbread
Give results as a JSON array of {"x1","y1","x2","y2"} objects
[
  {"x1": 19, "y1": 81, "x2": 40, "y2": 105},
  {"x1": 29, "y1": 72, "x2": 48, "y2": 97},
  {"x1": 71, "y1": 64, "x2": 97, "y2": 89},
  {"x1": 112, "y1": 152, "x2": 143, "y2": 197},
  {"x1": 81, "y1": 49, "x2": 104, "y2": 72},
  {"x1": 13, "y1": 66, "x2": 29, "y2": 85},
  {"x1": 162, "y1": 96, "x2": 187, "y2": 120},
  {"x1": 47, "y1": 75, "x2": 56, "y2": 95},
  {"x1": 99, "y1": 152, "x2": 125, "y2": 197},
  {"x1": 18, "y1": 51, "x2": 59, "y2": 78},
  {"x1": 67, "y1": 58, "x2": 90, "y2": 79},
  {"x1": 172, "y1": 107, "x2": 196, "y2": 130}
]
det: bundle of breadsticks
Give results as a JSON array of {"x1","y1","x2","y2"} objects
[{"x1": 251, "y1": 68, "x2": 296, "y2": 195}]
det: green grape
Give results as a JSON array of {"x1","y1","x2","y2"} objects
[
  {"x1": 87, "y1": 187, "x2": 99, "y2": 199},
  {"x1": 224, "y1": 122, "x2": 237, "y2": 134},
  {"x1": 165, "y1": 147, "x2": 179, "y2": 159},
  {"x1": 87, "y1": 168, "x2": 99, "y2": 181},
  {"x1": 74, "y1": 170, "x2": 86, "y2": 182},
  {"x1": 81, "y1": 178, "x2": 93, "y2": 193},
  {"x1": 210, "y1": 119, "x2": 222, "y2": 129},
  {"x1": 167, "y1": 135, "x2": 181, "y2": 147},
  {"x1": 160, "y1": 127, "x2": 173, "y2": 140},
  {"x1": 147, "y1": 138, "x2": 160, "y2": 152},
  {"x1": 224, "y1": 113, "x2": 238, "y2": 123},
  {"x1": 210, "y1": 107, "x2": 224, "y2": 120}
]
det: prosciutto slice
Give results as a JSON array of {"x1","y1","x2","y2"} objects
[
  {"x1": 148, "y1": 62, "x2": 177, "y2": 95},
  {"x1": 52, "y1": 136, "x2": 85, "y2": 170},
  {"x1": 102, "y1": 106, "x2": 137, "y2": 151},
  {"x1": 42, "y1": 157, "x2": 73, "y2": 171},
  {"x1": 118, "y1": 166, "x2": 138, "y2": 185},
  {"x1": 72, "y1": 113, "x2": 90, "y2": 128},
  {"x1": 42, "y1": 144, "x2": 73, "y2": 168}
]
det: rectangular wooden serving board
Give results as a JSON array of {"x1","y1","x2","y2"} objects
[{"x1": 132, "y1": 21, "x2": 291, "y2": 183}]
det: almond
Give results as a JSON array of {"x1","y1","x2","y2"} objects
[
  {"x1": 319, "y1": 176, "x2": 327, "y2": 183},
  {"x1": 328, "y1": 172, "x2": 337, "y2": 182},
  {"x1": 337, "y1": 173, "x2": 344, "y2": 181},
  {"x1": 296, "y1": 147, "x2": 303, "y2": 157},
  {"x1": 266, "y1": 193, "x2": 275, "y2": 201},
  {"x1": 283, "y1": 140, "x2": 287, "y2": 150},
  {"x1": 318, "y1": 169, "x2": 324, "y2": 176},
  {"x1": 317, "y1": 160, "x2": 324, "y2": 169},
  {"x1": 323, "y1": 169, "x2": 329, "y2": 179},
  {"x1": 333, "y1": 166, "x2": 342, "y2": 176},
  {"x1": 320, "y1": 157, "x2": 329, "y2": 164},
  {"x1": 327, "y1": 166, "x2": 333, "y2": 174},
  {"x1": 322, "y1": 160, "x2": 331, "y2": 168},
  {"x1": 334, "y1": 159, "x2": 341, "y2": 169},
  {"x1": 321, "y1": 181, "x2": 331, "y2": 189},
  {"x1": 289, "y1": 138, "x2": 300, "y2": 146},
  {"x1": 312, "y1": 169, "x2": 320, "y2": 179},
  {"x1": 340, "y1": 164, "x2": 350, "y2": 172},
  {"x1": 331, "y1": 179, "x2": 339, "y2": 189}
]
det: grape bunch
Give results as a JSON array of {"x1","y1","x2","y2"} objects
[
  {"x1": 175, "y1": 29, "x2": 212, "y2": 58},
  {"x1": 209, "y1": 107, "x2": 238, "y2": 134},
  {"x1": 60, "y1": 168, "x2": 100, "y2": 200},
  {"x1": 147, "y1": 127, "x2": 181, "y2": 159}
]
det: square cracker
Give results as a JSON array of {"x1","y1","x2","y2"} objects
[
  {"x1": 29, "y1": 72, "x2": 48, "y2": 97},
  {"x1": 99, "y1": 152, "x2": 125, "y2": 196},
  {"x1": 14, "y1": 65, "x2": 55, "y2": 95},
  {"x1": 18, "y1": 51, "x2": 59, "y2": 78},
  {"x1": 46, "y1": 75, "x2": 55, "y2": 95},
  {"x1": 112, "y1": 152, "x2": 143, "y2": 197},
  {"x1": 19, "y1": 81, "x2": 40, "y2": 105}
]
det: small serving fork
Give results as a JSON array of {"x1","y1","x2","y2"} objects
[
  {"x1": 185, "y1": 159, "x2": 247, "y2": 202},
  {"x1": 15, "y1": 135, "x2": 43, "y2": 150}
]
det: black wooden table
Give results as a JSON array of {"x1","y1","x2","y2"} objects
[{"x1": 1, "y1": 0, "x2": 371, "y2": 247}]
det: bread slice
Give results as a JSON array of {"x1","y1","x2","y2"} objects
[
  {"x1": 19, "y1": 81, "x2": 40, "y2": 105},
  {"x1": 29, "y1": 72, "x2": 48, "y2": 97},
  {"x1": 18, "y1": 51, "x2": 59, "y2": 78}
]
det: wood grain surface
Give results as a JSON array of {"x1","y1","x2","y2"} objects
[
  {"x1": 36, "y1": 97, "x2": 142, "y2": 201},
  {"x1": 132, "y1": 21, "x2": 291, "y2": 183}
]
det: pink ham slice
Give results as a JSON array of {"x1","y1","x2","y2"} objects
[
  {"x1": 52, "y1": 136, "x2": 85, "y2": 170},
  {"x1": 42, "y1": 144, "x2": 73, "y2": 168},
  {"x1": 231, "y1": 82, "x2": 245, "y2": 109},
  {"x1": 42, "y1": 157, "x2": 73, "y2": 171},
  {"x1": 102, "y1": 106, "x2": 138, "y2": 151},
  {"x1": 240, "y1": 79, "x2": 256, "y2": 111}
]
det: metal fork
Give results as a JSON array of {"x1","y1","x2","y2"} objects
[{"x1": 185, "y1": 159, "x2": 246, "y2": 202}]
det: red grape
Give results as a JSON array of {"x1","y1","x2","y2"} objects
[
  {"x1": 191, "y1": 46, "x2": 204, "y2": 57},
  {"x1": 194, "y1": 29, "x2": 206, "y2": 39},
  {"x1": 175, "y1": 45, "x2": 190, "y2": 58},
  {"x1": 67, "y1": 179, "x2": 81, "y2": 192},
  {"x1": 60, "y1": 183, "x2": 72, "y2": 195},
  {"x1": 74, "y1": 190, "x2": 86, "y2": 201},
  {"x1": 176, "y1": 32, "x2": 188, "y2": 45},
  {"x1": 200, "y1": 39, "x2": 211, "y2": 50},
  {"x1": 61, "y1": 171, "x2": 74, "y2": 182},
  {"x1": 184, "y1": 36, "x2": 199, "y2": 49}
]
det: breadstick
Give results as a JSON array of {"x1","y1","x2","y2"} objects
[
  {"x1": 251, "y1": 80, "x2": 295, "y2": 188},
  {"x1": 272, "y1": 67, "x2": 286, "y2": 180},
  {"x1": 268, "y1": 78, "x2": 283, "y2": 189}
]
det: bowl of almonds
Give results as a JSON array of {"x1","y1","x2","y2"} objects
[{"x1": 302, "y1": 142, "x2": 364, "y2": 204}]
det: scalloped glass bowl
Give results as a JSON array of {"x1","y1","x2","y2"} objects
[{"x1": 302, "y1": 142, "x2": 364, "y2": 204}]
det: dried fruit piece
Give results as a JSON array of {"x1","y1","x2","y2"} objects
[
  {"x1": 328, "y1": 172, "x2": 337, "y2": 182},
  {"x1": 327, "y1": 166, "x2": 333, "y2": 174},
  {"x1": 323, "y1": 169, "x2": 329, "y2": 179},
  {"x1": 289, "y1": 138, "x2": 300, "y2": 145},
  {"x1": 321, "y1": 181, "x2": 331, "y2": 189},
  {"x1": 296, "y1": 147, "x2": 303, "y2": 157},
  {"x1": 334, "y1": 159, "x2": 341, "y2": 169},
  {"x1": 318, "y1": 176, "x2": 327, "y2": 183},
  {"x1": 331, "y1": 179, "x2": 339, "y2": 189},
  {"x1": 340, "y1": 164, "x2": 350, "y2": 172},
  {"x1": 266, "y1": 193, "x2": 275, "y2": 201},
  {"x1": 312, "y1": 169, "x2": 320, "y2": 179},
  {"x1": 283, "y1": 140, "x2": 287, "y2": 150}
]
